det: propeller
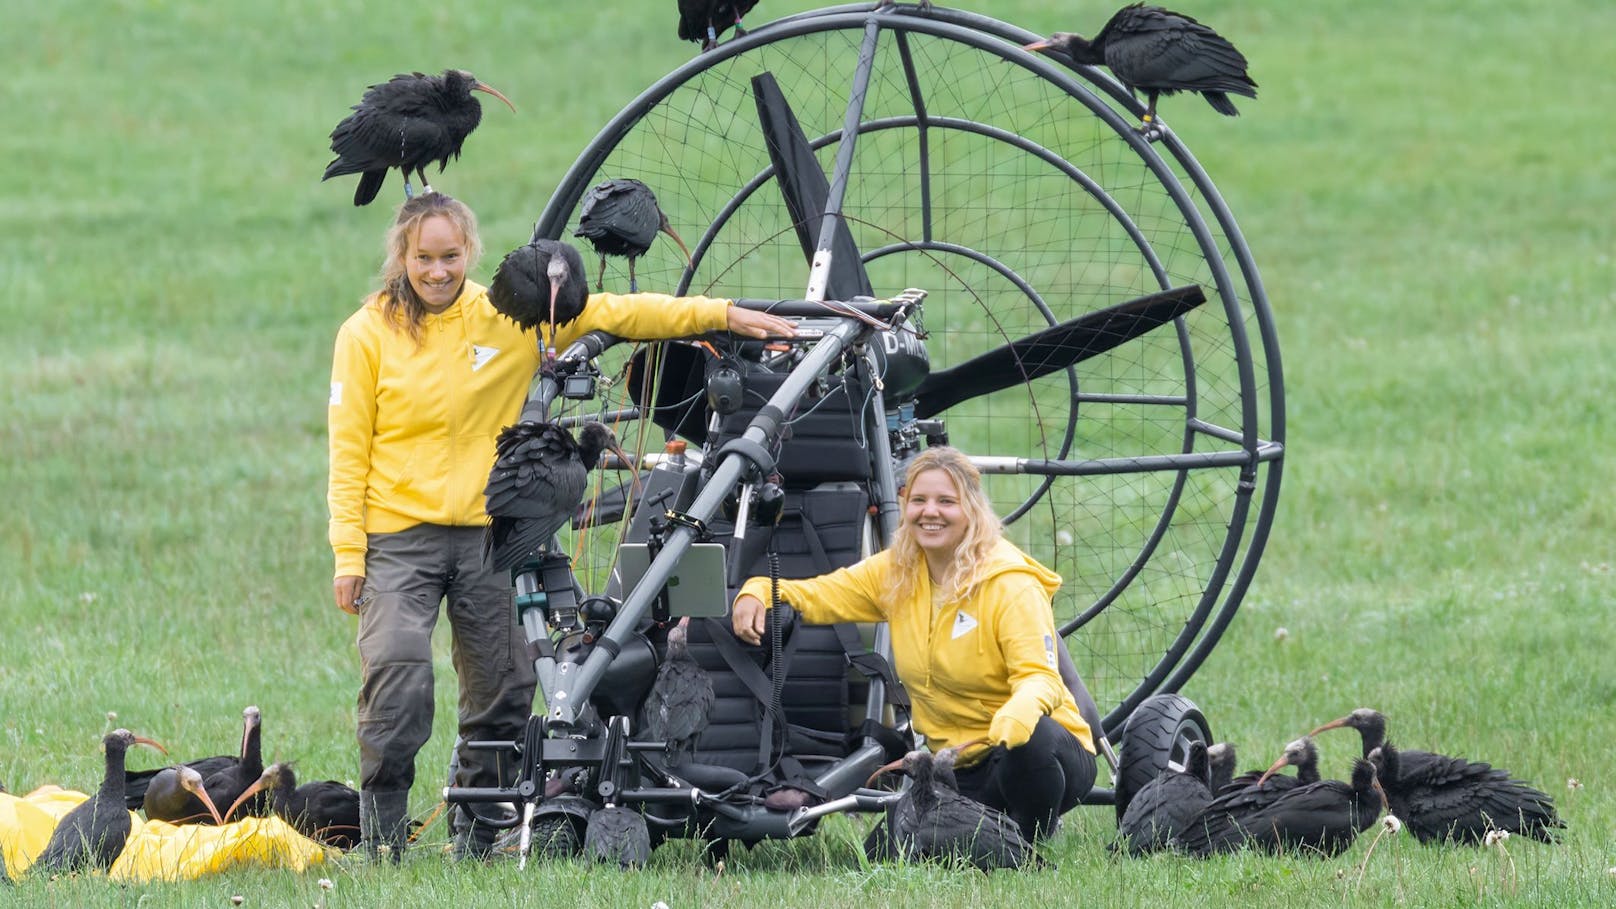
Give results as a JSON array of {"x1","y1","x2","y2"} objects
[
  {"x1": 911, "y1": 284, "x2": 1207, "y2": 419},
  {"x1": 752, "y1": 71, "x2": 874, "y2": 301}
]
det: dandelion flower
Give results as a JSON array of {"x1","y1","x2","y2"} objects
[
  {"x1": 1567, "y1": 778, "x2": 1583, "y2": 791},
  {"x1": 1484, "y1": 829, "x2": 1510, "y2": 847},
  {"x1": 1273, "y1": 626, "x2": 1289, "y2": 642},
  {"x1": 1382, "y1": 814, "x2": 1402, "y2": 834},
  {"x1": 318, "y1": 879, "x2": 334, "y2": 891}
]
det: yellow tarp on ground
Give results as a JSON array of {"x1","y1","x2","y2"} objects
[{"x1": 1, "y1": 787, "x2": 335, "y2": 882}]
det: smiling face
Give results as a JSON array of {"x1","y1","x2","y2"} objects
[
  {"x1": 904, "y1": 468, "x2": 969, "y2": 567},
  {"x1": 405, "y1": 214, "x2": 469, "y2": 311}
]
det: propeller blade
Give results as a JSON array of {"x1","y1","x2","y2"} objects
[
  {"x1": 752, "y1": 71, "x2": 874, "y2": 302},
  {"x1": 912, "y1": 285, "x2": 1207, "y2": 419}
]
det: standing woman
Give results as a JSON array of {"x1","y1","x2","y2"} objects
[
  {"x1": 329, "y1": 193, "x2": 791, "y2": 860},
  {"x1": 732, "y1": 447, "x2": 1096, "y2": 841}
]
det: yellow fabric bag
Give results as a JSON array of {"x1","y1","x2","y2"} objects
[{"x1": 1, "y1": 787, "x2": 334, "y2": 882}]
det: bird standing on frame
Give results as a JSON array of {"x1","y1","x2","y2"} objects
[
  {"x1": 678, "y1": 0, "x2": 761, "y2": 52},
  {"x1": 640, "y1": 616, "x2": 716, "y2": 765},
  {"x1": 483, "y1": 420, "x2": 632, "y2": 573},
  {"x1": 574, "y1": 179, "x2": 694, "y2": 293},
  {"x1": 1311, "y1": 707, "x2": 1564, "y2": 844},
  {"x1": 35, "y1": 729, "x2": 167, "y2": 875},
  {"x1": 1023, "y1": 4, "x2": 1256, "y2": 133},
  {"x1": 488, "y1": 239, "x2": 590, "y2": 361},
  {"x1": 323, "y1": 69, "x2": 516, "y2": 206}
]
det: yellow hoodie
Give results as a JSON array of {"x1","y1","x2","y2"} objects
[
  {"x1": 328, "y1": 280, "x2": 730, "y2": 578},
  {"x1": 738, "y1": 538, "x2": 1093, "y2": 760}
]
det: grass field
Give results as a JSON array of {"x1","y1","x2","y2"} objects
[{"x1": 3, "y1": 0, "x2": 1614, "y2": 904}]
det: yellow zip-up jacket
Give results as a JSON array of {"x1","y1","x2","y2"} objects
[
  {"x1": 328, "y1": 280, "x2": 730, "y2": 578},
  {"x1": 738, "y1": 538, "x2": 1093, "y2": 760}
]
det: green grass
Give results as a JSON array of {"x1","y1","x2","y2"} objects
[{"x1": 4, "y1": 0, "x2": 1615, "y2": 904}]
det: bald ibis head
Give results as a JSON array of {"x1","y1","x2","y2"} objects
[
  {"x1": 489, "y1": 239, "x2": 590, "y2": 338},
  {"x1": 323, "y1": 69, "x2": 516, "y2": 206},
  {"x1": 1310, "y1": 707, "x2": 1388, "y2": 757},
  {"x1": 1206, "y1": 741, "x2": 1237, "y2": 792},
  {"x1": 142, "y1": 765, "x2": 227, "y2": 826},
  {"x1": 1257, "y1": 736, "x2": 1321, "y2": 788}
]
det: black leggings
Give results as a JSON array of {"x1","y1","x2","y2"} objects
[{"x1": 951, "y1": 716, "x2": 1097, "y2": 840}]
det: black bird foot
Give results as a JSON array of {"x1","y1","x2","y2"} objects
[{"x1": 1133, "y1": 121, "x2": 1166, "y2": 143}]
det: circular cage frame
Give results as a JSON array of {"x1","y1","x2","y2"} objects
[{"x1": 530, "y1": 4, "x2": 1284, "y2": 737}]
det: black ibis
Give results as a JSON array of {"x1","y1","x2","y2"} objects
[
  {"x1": 865, "y1": 744, "x2": 1042, "y2": 871},
  {"x1": 488, "y1": 238, "x2": 590, "y2": 358},
  {"x1": 35, "y1": 729, "x2": 167, "y2": 875},
  {"x1": 640, "y1": 616, "x2": 715, "y2": 765},
  {"x1": 141, "y1": 766, "x2": 226, "y2": 826},
  {"x1": 582, "y1": 805, "x2": 652, "y2": 868},
  {"x1": 225, "y1": 763, "x2": 363, "y2": 850},
  {"x1": 1178, "y1": 736, "x2": 1321, "y2": 855},
  {"x1": 483, "y1": 420, "x2": 631, "y2": 573},
  {"x1": 125, "y1": 704, "x2": 265, "y2": 814},
  {"x1": 1023, "y1": 4, "x2": 1257, "y2": 131},
  {"x1": 574, "y1": 179, "x2": 694, "y2": 293},
  {"x1": 678, "y1": 0, "x2": 761, "y2": 52},
  {"x1": 323, "y1": 69, "x2": 516, "y2": 206},
  {"x1": 1226, "y1": 758, "x2": 1386, "y2": 858},
  {"x1": 1112, "y1": 739, "x2": 1213, "y2": 855},
  {"x1": 1311, "y1": 708, "x2": 1563, "y2": 844}
]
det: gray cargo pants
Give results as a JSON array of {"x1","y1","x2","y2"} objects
[{"x1": 356, "y1": 523, "x2": 536, "y2": 794}]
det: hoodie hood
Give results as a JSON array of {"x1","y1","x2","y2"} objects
[{"x1": 975, "y1": 537, "x2": 1062, "y2": 598}]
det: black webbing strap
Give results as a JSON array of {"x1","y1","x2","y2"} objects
[
  {"x1": 856, "y1": 718, "x2": 915, "y2": 763},
  {"x1": 701, "y1": 616, "x2": 794, "y2": 772},
  {"x1": 830, "y1": 622, "x2": 911, "y2": 710}
]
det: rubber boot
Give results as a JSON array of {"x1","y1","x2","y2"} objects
[
  {"x1": 359, "y1": 790, "x2": 412, "y2": 863},
  {"x1": 451, "y1": 802, "x2": 516, "y2": 861}
]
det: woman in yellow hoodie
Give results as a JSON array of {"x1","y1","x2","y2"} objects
[
  {"x1": 732, "y1": 447, "x2": 1096, "y2": 840},
  {"x1": 329, "y1": 193, "x2": 792, "y2": 860}
]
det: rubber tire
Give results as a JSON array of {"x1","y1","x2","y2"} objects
[{"x1": 1113, "y1": 693, "x2": 1212, "y2": 824}]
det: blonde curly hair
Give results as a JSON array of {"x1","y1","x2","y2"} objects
[{"x1": 889, "y1": 447, "x2": 1002, "y2": 605}]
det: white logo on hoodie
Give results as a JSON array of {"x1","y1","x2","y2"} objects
[
  {"x1": 952, "y1": 611, "x2": 978, "y2": 640},
  {"x1": 472, "y1": 345, "x2": 499, "y2": 371}
]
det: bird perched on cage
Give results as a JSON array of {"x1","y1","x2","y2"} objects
[
  {"x1": 1311, "y1": 708, "x2": 1564, "y2": 844},
  {"x1": 323, "y1": 69, "x2": 516, "y2": 206},
  {"x1": 488, "y1": 239, "x2": 590, "y2": 359},
  {"x1": 639, "y1": 616, "x2": 716, "y2": 765},
  {"x1": 574, "y1": 179, "x2": 694, "y2": 294},
  {"x1": 35, "y1": 729, "x2": 167, "y2": 875},
  {"x1": 1112, "y1": 739, "x2": 1213, "y2": 855},
  {"x1": 1023, "y1": 4, "x2": 1256, "y2": 133},
  {"x1": 483, "y1": 420, "x2": 632, "y2": 573},
  {"x1": 865, "y1": 743, "x2": 1043, "y2": 871},
  {"x1": 678, "y1": 0, "x2": 761, "y2": 52}
]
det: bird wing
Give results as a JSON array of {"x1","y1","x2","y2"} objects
[
  {"x1": 1394, "y1": 758, "x2": 1562, "y2": 843},
  {"x1": 576, "y1": 180, "x2": 661, "y2": 251},
  {"x1": 914, "y1": 789, "x2": 1037, "y2": 870},
  {"x1": 1103, "y1": 10, "x2": 1256, "y2": 95},
  {"x1": 1117, "y1": 772, "x2": 1213, "y2": 853}
]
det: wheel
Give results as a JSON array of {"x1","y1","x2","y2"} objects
[
  {"x1": 496, "y1": 811, "x2": 584, "y2": 861},
  {"x1": 533, "y1": 6, "x2": 1282, "y2": 729},
  {"x1": 1113, "y1": 693, "x2": 1212, "y2": 823},
  {"x1": 583, "y1": 805, "x2": 652, "y2": 868}
]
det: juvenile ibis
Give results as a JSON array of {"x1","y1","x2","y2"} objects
[
  {"x1": 140, "y1": 765, "x2": 226, "y2": 826},
  {"x1": 225, "y1": 763, "x2": 363, "y2": 850},
  {"x1": 488, "y1": 238, "x2": 590, "y2": 357},
  {"x1": 1206, "y1": 741, "x2": 1237, "y2": 793},
  {"x1": 640, "y1": 617, "x2": 715, "y2": 765},
  {"x1": 1112, "y1": 739, "x2": 1213, "y2": 855},
  {"x1": 865, "y1": 744, "x2": 1041, "y2": 871},
  {"x1": 483, "y1": 420, "x2": 631, "y2": 572},
  {"x1": 1023, "y1": 4, "x2": 1256, "y2": 132},
  {"x1": 574, "y1": 179, "x2": 693, "y2": 293},
  {"x1": 35, "y1": 729, "x2": 166, "y2": 875},
  {"x1": 125, "y1": 704, "x2": 264, "y2": 812},
  {"x1": 323, "y1": 69, "x2": 516, "y2": 206},
  {"x1": 678, "y1": 0, "x2": 761, "y2": 52},
  {"x1": 582, "y1": 804, "x2": 652, "y2": 868},
  {"x1": 1226, "y1": 758, "x2": 1386, "y2": 858},
  {"x1": 1311, "y1": 707, "x2": 1564, "y2": 843}
]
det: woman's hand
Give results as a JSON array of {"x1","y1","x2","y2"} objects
[
  {"x1": 726, "y1": 306, "x2": 797, "y2": 340},
  {"x1": 334, "y1": 575, "x2": 365, "y2": 615},
  {"x1": 732, "y1": 593, "x2": 768, "y2": 645}
]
